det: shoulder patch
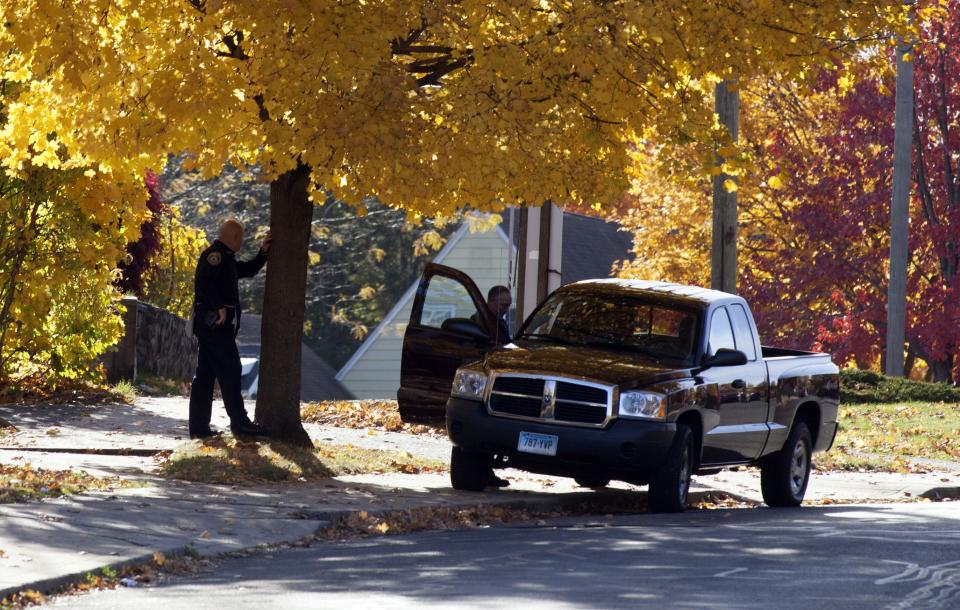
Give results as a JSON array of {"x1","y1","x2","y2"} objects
[{"x1": 207, "y1": 251, "x2": 221, "y2": 266}]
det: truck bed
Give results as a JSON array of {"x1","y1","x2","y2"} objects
[{"x1": 762, "y1": 345, "x2": 825, "y2": 358}]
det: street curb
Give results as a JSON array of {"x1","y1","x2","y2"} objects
[
  {"x1": 0, "y1": 447, "x2": 165, "y2": 457},
  {"x1": 0, "y1": 488, "x2": 746, "y2": 602},
  {"x1": 0, "y1": 545, "x2": 188, "y2": 602}
]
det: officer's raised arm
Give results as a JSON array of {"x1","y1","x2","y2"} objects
[{"x1": 236, "y1": 232, "x2": 270, "y2": 278}]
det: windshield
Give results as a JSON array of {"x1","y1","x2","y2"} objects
[{"x1": 519, "y1": 291, "x2": 700, "y2": 364}]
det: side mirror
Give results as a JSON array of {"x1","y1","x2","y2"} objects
[
  {"x1": 441, "y1": 318, "x2": 491, "y2": 342},
  {"x1": 701, "y1": 348, "x2": 748, "y2": 369}
]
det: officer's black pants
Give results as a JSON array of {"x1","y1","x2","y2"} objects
[{"x1": 188, "y1": 323, "x2": 250, "y2": 435}]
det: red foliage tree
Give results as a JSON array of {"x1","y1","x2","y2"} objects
[
  {"x1": 742, "y1": 6, "x2": 960, "y2": 381},
  {"x1": 116, "y1": 171, "x2": 166, "y2": 296}
]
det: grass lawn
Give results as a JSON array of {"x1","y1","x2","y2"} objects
[
  {"x1": 829, "y1": 402, "x2": 960, "y2": 466},
  {"x1": 159, "y1": 436, "x2": 447, "y2": 484}
]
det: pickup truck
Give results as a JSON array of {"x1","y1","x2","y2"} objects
[{"x1": 398, "y1": 264, "x2": 840, "y2": 512}]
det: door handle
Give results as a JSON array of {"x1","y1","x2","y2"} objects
[{"x1": 731, "y1": 379, "x2": 746, "y2": 389}]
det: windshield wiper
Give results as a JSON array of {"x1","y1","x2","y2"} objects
[
  {"x1": 520, "y1": 333, "x2": 575, "y2": 346},
  {"x1": 583, "y1": 341, "x2": 667, "y2": 359}
]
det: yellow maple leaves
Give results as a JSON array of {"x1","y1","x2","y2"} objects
[{"x1": 0, "y1": 1, "x2": 912, "y2": 219}]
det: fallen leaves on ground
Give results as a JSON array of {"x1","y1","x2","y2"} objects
[
  {"x1": 319, "y1": 492, "x2": 755, "y2": 540},
  {"x1": 813, "y1": 444, "x2": 932, "y2": 474},
  {"x1": 301, "y1": 400, "x2": 445, "y2": 438},
  {"x1": 0, "y1": 463, "x2": 134, "y2": 503},
  {"x1": 0, "y1": 378, "x2": 130, "y2": 407},
  {"x1": 158, "y1": 436, "x2": 447, "y2": 484},
  {"x1": 1, "y1": 551, "x2": 193, "y2": 609},
  {"x1": 837, "y1": 403, "x2": 960, "y2": 461}
]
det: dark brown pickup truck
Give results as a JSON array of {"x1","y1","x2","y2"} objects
[{"x1": 398, "y1": 264, "x2": 840, "y2": 512}]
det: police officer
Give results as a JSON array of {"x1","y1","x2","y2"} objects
[{"x1": 188, "y1": 219, "x2": 271, "y2": 439}]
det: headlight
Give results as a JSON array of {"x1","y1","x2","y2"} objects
[
  {"x1": 451, "y1": 369, "x2": 488, "y2": 400},
  {"x1": 619, "y1": 391, "x2": 666, "y2": 420}
]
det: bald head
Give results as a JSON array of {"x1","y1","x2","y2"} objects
[{"x1": 218, "y1": 219, "x2": 244, "y2": 252}]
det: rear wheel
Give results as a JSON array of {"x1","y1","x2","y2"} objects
[
  {"x1": 761, "y1": 421, "x2": 812, "y2": 507},
  {"x1": 450, "y1": 446, "x2": 487, "y2": 491},
  {"x1": 648, "y1": 424, "x2": 694, "y2": 513}
]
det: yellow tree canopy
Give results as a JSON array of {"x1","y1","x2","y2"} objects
[{"x1": 0, "y1": 1, "x2": 918, "y2": 217}]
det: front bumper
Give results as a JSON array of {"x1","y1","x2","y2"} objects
[{"x1": 446, "y1": 398, "x2": 676, "y2": 484}]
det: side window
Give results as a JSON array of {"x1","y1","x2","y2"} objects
[
  {"x1": 728, "y1": 304, "x2": 758, "y2": 361},
  {"x1": 421, "y1": 276, "x2": 480, "y2": 329},
  {"x1": 707, "y1": 307, "x2": 736, "y2": 357}
]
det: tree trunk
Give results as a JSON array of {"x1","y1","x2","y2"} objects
[
  {"x1": 254, "y1": 163, "x2": 314, "y2": 446},
  {"x1": 926, "y1": 355, "x2": 954, "y2": 384},
  {"x1": 904, "y1": 346, "x2": 917, "y2": 379}
]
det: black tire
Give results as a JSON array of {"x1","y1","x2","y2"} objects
[
  {"x1": 761, "y1": 421, "x2": 812, "y2": 507},
  {"x1": 574, "y1": 476, "x2": 611, "y2": 489},
  {"x1": 649, "y1": 424, "x2": 695, "y2": 513},
  {"x1": 450, "y1": 446, "x2": 487, "y2": 491}
]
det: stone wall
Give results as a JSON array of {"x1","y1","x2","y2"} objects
[{"x1": 104, "y1": 297, "x2": 197, "y2": 383}]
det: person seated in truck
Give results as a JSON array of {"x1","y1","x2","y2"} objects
[{"x1": 471, "y1": 285, "x2": 513, "y2": 346}]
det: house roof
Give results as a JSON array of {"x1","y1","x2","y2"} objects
[
  {"x1": 238, "y1": 314, "x2": 353, "y2": 401},
  {"x1": 335, "y1": 222, "x2": 477, "y2": 381},
  {"x1": 498, "y1": 209, "x2": 634, "y2": 283},
  {"x1": 337, "y1": 210, "x2": 633, "y2": 382}
]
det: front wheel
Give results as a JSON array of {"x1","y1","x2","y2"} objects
[
  {"x1": 648, "y1": 424, "x2": 694, "y2": 513},
  {"x1": 450, "y1": 446, "x2": 488, "y2": 491},
  {"x1": 760, "y1": 421, "x2": 812, "y2": 507}
]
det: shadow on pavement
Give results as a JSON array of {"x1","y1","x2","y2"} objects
[{"x1": 118, "y1": 503, "x2": 960, "y2": 610}]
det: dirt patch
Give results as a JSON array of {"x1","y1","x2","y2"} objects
[{"x1": 158, "y1": 436, "x2": 447, "y2": 484}]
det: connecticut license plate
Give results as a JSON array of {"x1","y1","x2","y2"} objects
[{"x1": 517, "y1": 431, "x2": 558, "y2": 456}]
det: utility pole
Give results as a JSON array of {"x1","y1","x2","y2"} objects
[
  {"x1": 885, "y1": 9, "x2": 915, "y2": 377},
  {"x1": 516, "y1": 203, "x2": 563, "y2": 328},
  {"x1": 711, "y1": 80, "x2": 739, "y2": 294}
]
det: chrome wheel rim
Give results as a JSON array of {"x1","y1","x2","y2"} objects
[{"x1": 789, "y1": 440, "x2": 809, "y2": 497}]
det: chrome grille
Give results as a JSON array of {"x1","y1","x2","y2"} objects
[
  {"x1": 556, "y1": 382, "x2": 607, "y2": 404},
  {"x1": 488, "y1": 393, "x2": 542, "y2": 418},
  {"x1": 486, "y1": 373, "x2": 614, "y2": 427},
  {"x1": 492, "y1": 377, "x2": 545, "y2": 396}
]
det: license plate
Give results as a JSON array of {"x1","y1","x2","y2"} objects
[{"x1": 518, "y1": 431, "x2": 558, "y2": 456}]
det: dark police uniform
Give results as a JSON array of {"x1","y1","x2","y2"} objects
[{"x1": 188, "y1": 239, "x2": 267, "y2": 438}]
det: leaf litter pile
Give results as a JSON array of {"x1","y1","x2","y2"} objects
[
  {"x1": 301, "y1": 399, "x2": 445, "y2": 438},
  {"x1": 0, "y1": 462, "x2": 133, "y2": 503},
  {"x1": 318, "y1": 492, "x2": 754, "y2": 540},
  {"x1": 158, "y1": 435, "x2": 446, "y2": 484}
]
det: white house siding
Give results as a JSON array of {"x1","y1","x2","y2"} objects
[{"x1": 339, "y1": 227, "x2": 512, "y2": 399}]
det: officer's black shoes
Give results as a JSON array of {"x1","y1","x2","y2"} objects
[
  {"x1": 231, "y1": 421, "x2": 269, "y2": 438},
  {"x1": 190, "y1": 428, "x2": 222, "y2": 440},
  {"x1": 486, "y1": 471, "x2": 510, "y2": 488}
]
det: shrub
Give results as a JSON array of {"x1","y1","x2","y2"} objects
[{"x1": 840, "y1": 369, "x2": 960, "y2": 404}]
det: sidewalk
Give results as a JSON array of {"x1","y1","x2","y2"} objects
[{"x1": 1, "y1": 397, "x2": 959, "y2": 600}]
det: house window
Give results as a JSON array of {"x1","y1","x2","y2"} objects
[{"x1": 421, "y1": 276, "x2": 479, "y2": 329}]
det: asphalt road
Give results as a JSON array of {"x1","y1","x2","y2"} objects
[{"x1": 52, "y1": 502, "x2": 960, "y2": 610}]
